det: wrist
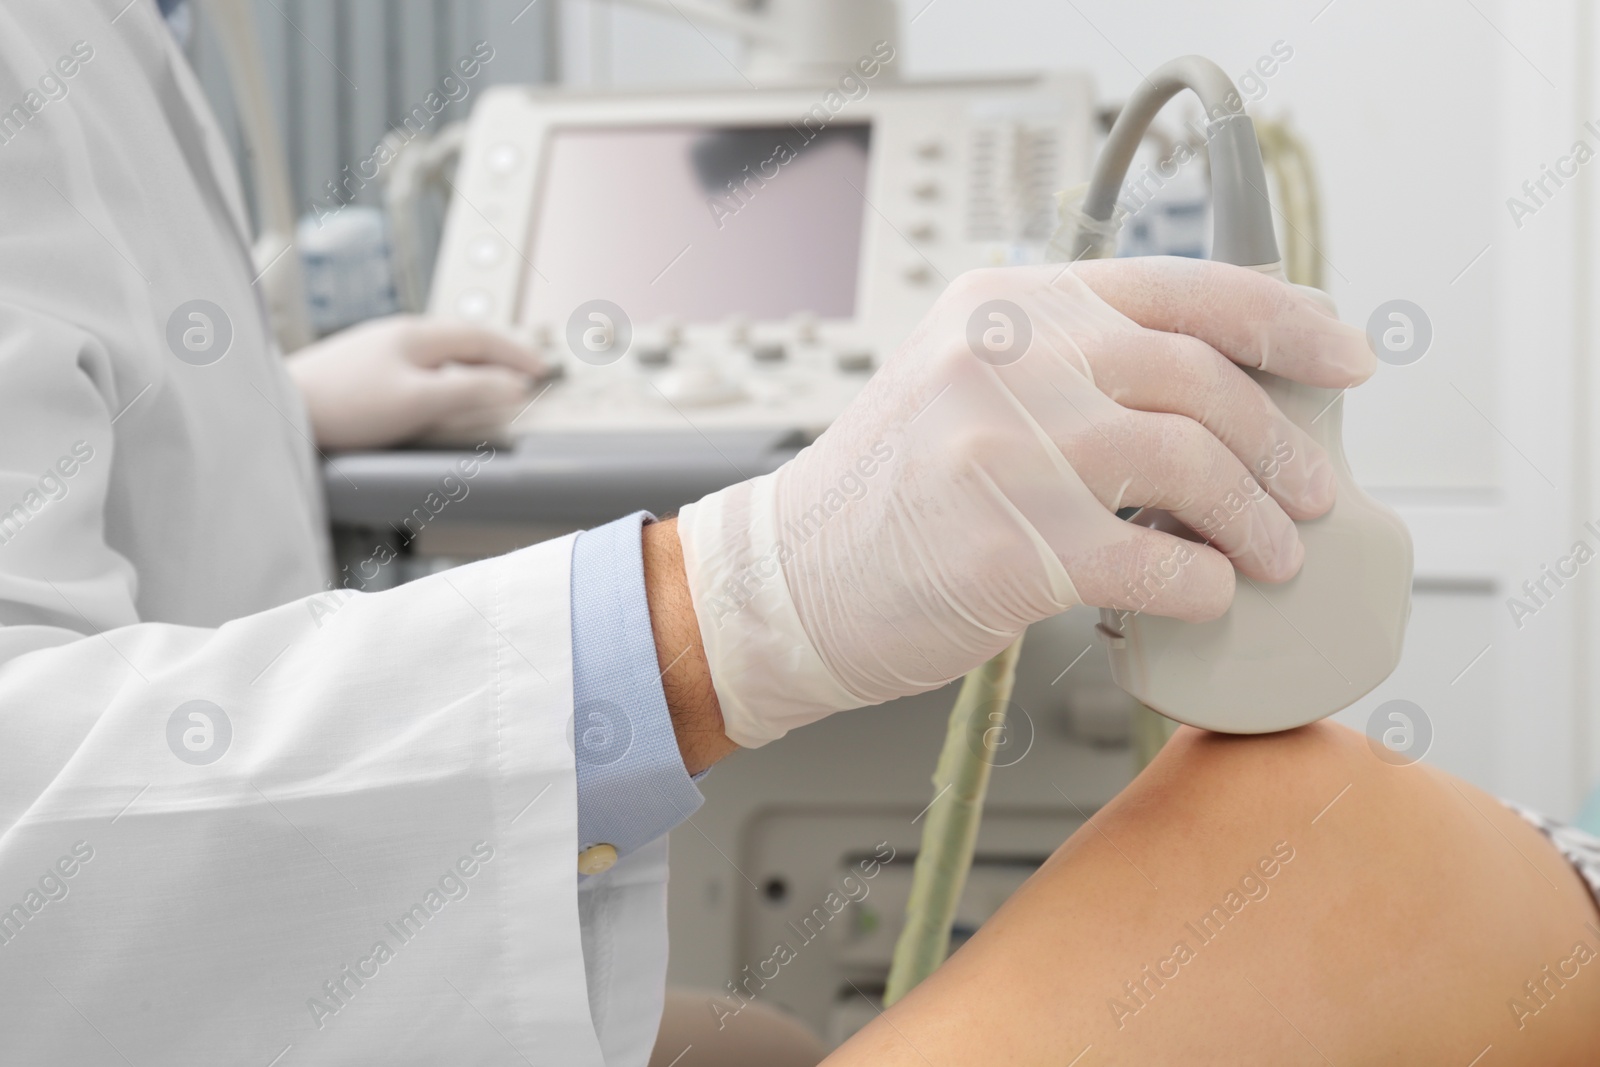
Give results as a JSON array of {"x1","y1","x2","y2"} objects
[
  {"x1": 675, "y1": 476, "x2": 862, "y2": 748},
  {"x1": 641, "y1": 517, "x2": 738, "y2": 774}
]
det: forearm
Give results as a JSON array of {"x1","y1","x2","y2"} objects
[{"x1": 642, "y1": 517, "x2": 738, "y2": 775}]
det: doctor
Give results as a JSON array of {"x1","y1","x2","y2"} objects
[{"x1": 0, "y1": 2, "x2": 1377, "y2": 1064}]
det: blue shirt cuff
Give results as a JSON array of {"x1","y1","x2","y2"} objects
[{"x1": 571, "y1": 512, "x2": 705, "y2": 867}]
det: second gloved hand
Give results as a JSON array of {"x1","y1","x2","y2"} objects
[
  {"x1": 286, "y1": 315, "x2": 544, "y2": 450},
  {"x1": 677, "y1": 259, "x2": 1376, "y2": 748}
]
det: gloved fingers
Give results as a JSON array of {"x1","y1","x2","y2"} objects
[
  {"x1": 1066, "y1": 521, "x2": 1236, "y2": 622},
  {"x1": 1068, "y1": 256, "x2": 1375, "y2": 387},
  {"x1": 1080, "y1": 327, "x2": 1335, "y2": 520},
  {"x1": 1064, "y1": 407, "x2": 1306, "y2": 583},
  {"x1": 394, "y1": 316, "x2": 547, "y2": 377},
  {"x1": 415, "y1": 362, "x2": 536, "y2": 422}
]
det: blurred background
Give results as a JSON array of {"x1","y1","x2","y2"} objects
[{"x1": 177, "y1": 0, "x2": 1600, "y2": 1055}]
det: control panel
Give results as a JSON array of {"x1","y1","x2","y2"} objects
[
  {"x1": 734, "y1": 807, "x2": 1081, "y2": 1045},
  {"x1": 429, "y1": 74, "x2": 1094, "y2": 436}
]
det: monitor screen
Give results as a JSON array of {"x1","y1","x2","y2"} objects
[{"x1": 521, "y1": 123, "x2": 872, "y2": 326}]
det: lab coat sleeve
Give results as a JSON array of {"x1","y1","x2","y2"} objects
[
  {"x1": 0, "y1": 310, "x2": 623, "y2": 1064},
  {"x1": 570, "y1": 512, "x2": 710, "y2": 1065}
]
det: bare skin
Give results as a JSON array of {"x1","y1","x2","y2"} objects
[
  {"x1": 640, "y1": 519, "x2": 1600, "y2": 1063},
  {"x1": 642, "y1": 517, "x2": 738, "y2": 776},
  {"x1": 821, "y1": 722, "x2": 1600, "y2": 1066}
]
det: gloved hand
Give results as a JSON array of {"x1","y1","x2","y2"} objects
[
  {"x1": 286, "y1": 315, "x2": 543, "y2": 450},
  {"x1": 677, "y1": 258, "x2": 1376, "y2": 748}
]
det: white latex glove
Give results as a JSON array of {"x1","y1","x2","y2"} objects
[
  {"x1": 286, "y1": 315, "x2": 543, "y2": 450},
  {"x1": 677, "y1": 259, "x2": 1377, "y2": 748}
]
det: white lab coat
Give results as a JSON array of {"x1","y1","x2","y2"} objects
[{"x1": 0, "y1": 3, "x2": 666, "y2": 1063}]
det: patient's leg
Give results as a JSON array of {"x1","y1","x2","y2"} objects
[{"x1": 825, "y1": 721, "x2": 1600, "y2": 1066}]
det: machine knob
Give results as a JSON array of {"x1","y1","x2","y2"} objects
[
  {"x1": 836, "y1": 350, "x2": 874, "y2": 373},
  {"x1": 486, "y1": 142, "x2": 522, "y2": 175},
  {"x1": 467, "y1": 235, "x2": 504, "y2": 268},
  {"x1": 454, "y1": 289, "x2": 493, "y2": 320},
  {"x1": 791, "y1": 312, "x2": 819, "y2": 344},
  {"x1": 655, "y1": 365, "x2": 747, "y2": 407}
]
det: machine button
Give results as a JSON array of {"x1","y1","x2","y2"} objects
[
  {"x1": 578, "y1": 844, "x2": 618, "y2": 876},
  {"x1": 751, "y1": 342, "x2": 785, "y2": 363},
  {"x1": 1095, "y1": 622, "x2": 1127, "y2": 648},
  {"x1": 903, "y1": 265, "x2": 934, "y2": 285},
  {"x1": 455, "y1": 289, "x2": 493, "y2": 320},
  {"x1": 486, "y1": 142, "x2": 522, "y2": 175},
  {"x1": 636, "y1": 345, "x2": 672, "y2": 366},
  {"x1": 915, "y1": 139, "x2": 945, "y2": 161},
  {"x1": 791, "y1": 312, "x2": 818, "y2": 344},
  {"x1": 656, "y1": 365, "x2": 747, "y2": 406},
  {"x1": 836, "y1": 350, "x2": 874, "y2": 373},
  {"x1": 908, "y1": 222, "x2": 938, "y2": 242},
  {"x1": 911, "y1": 180, "x2": 941, "y2": 201},
  {"x1": 467, "y1": 235, "x2": 504, "y2": 268}
]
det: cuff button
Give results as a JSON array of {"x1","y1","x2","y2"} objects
[{"x1": 578, "y1": 843, "x2": 618, "y2": 876}]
